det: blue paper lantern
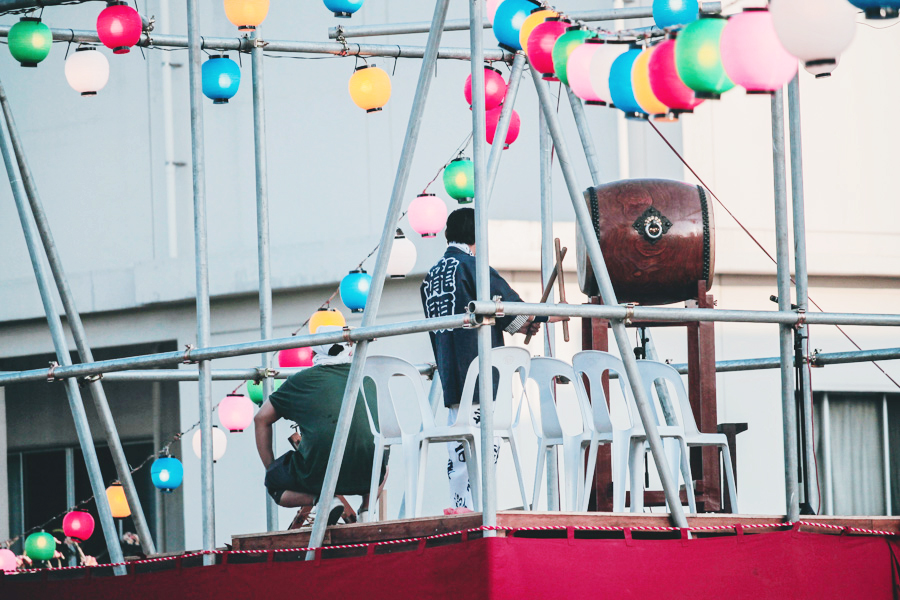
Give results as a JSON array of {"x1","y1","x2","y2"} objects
[
  {"x1": 151, "y1": 456, "x2": 184, "y2": 493},
  {"x1": 340, "y1": 269, "x2": 371, "y2": 313},
  {"x1": 493, "y1": 0, "x2": 540, "y2": 51},
  {"x1": 652, "y1": 0, "x2": 700, "y2": 29},
  {"x1": 324, "y1": 0, "x2": 363, "y2": 17},
  {"x1": 848, "y1": 0, "x2": 900, "y2": 18},
  {"x1": 202, "y1": 55, "x2": 241, "y2": 104},
  {"x1": 608, "y1": 47, "x2": 647, "y2": 119}
]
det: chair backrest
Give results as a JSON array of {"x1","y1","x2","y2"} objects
[
  {"x1": 635, "y1": 360, "x2": 700, "y2": 437},
  {"x1": 571, "y1": 351, "x2": 631, "y2": 434},
  {"x1": 362, "y1": 356, "x2": 433, "y2": 439},
  {"x1": 527, "y1": 357, "x2": 583, "y2": 440},
  {"x1": 459, "y1": 346, "x2": 530, "y2": 430}
]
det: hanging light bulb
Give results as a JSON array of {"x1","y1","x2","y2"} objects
[
  {"x1": 408, "y1": 193, "x2": 449, "y2": 238},
  {"x1": 552, "y1": 26, "x2": 594, "y2": 86},
  {"x1": 246, "y1": 378, "x2": 284, "y2": 405},
  {"x1": 720, "y1": 8, "x2": 797, "y2": 95},
  {"x1": 632, "y1": 46, "x2": 671, "y2": 119},
  {"x1": 105, "y1": 482, "x2": 131, "y2": 518},
  {"x1": 341, "y1": 269, "x2": 372, "y2": 313},
  {"x1": 218, "y1": 394, "x2": 255, "y2": 432},
  {"x1": 493, "y1": 0, "x2": 541, "y2": 51},
  {"x1": 464, "y1": 66, "x2": 508, "y2": 111},
  {"x1": 487, "y1": 0, "x2": 503, "y2": 22},
  {"x1": 589, "y1": 41, "x2": 628, "y2": 106},
  {"x1": 648, "y1": 36, "x2": 703, "y2": 116},
  {"x1": 674, "y1": 16, "x2": 734, "y2": 99},
  {"x1": 443, "y1": 157, "x2": 475, "y2": 203},
  {"x1": 7, "y1": 17, "x2": 52, "y2": 67},
  {"x1": 0, "y1": 548, "x2": 17, "y2": 572},
  {"x1": 348, "y1": 64, "x2": 391, "y2": 113},
  {"x1": 151, "y1": 456, "x2": 184, "y2": 492},
  {"x1": 62, "y1": 511, "x2": 95, "y2": 542},
  {"x1": 24, "y1": 532, "x2": 56, "y2": 562},
  {"x1": 567, "y1": 39, "x2": 606, "y2": 105},
  {"x1": 848, "y1": 0, "x2": 900, "y2": 19},
  {"x1": 223, "y1": 0, "x2": 270, "y2": 31},
  {"x1": 520, "y1": 8, "x2": 557, "y2": 54},
  {"x1": 608, "y1": 46, "x2": 647, "y2": 119},
  {"x1": 652, "y1": 0, "x2": 699, "y2": 29},
  {"x1": 527, "y1": 17, "x2": 571, "y2": 81},
  {"x1": 486, "y1": 106, "x2": 521, "y2": 148},
  {"x1": 96, "y1": 1, "x2": 143, "y2": 54},
  {"x1": 278, "y1": 347, "x2": 314, "y2": 368},
  {"x1": 65, "y1": 47, "x2": 110, "y2": 97},
  {"x1": 324, "y1": 0, "x2": 364, "y2": 18},
  {"x1": 387, "y1": 229, "x2": 418, "y2": 278},
  {"x1": 770, "y1": 0, "x2": 856, "y2": 78},
  {"x1": 310, "y1": 307, "x2": 347, "y2": 333},
  {"x1": 202, "y1": 55, "x2": 241, "y2": 104},
  {"x1": 192, "y1": 426, "x2": 228, "y2": 462}
]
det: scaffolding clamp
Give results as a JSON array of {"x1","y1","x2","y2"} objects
[
  {"x1": 624, "y1": 303, "x2": 636, "y2": 326},
  {"x1": 492, "y1": 295, "x2": 504, "y2": 317},
  {"x1": 47, "y1": 361, "x2": 60, "y2": 383},
  {"x1": 83, "y1": 373, "x2": 103, "y2": 383},
  {"x1": 183, "y1": 344, "x2": 196, "y2": 364},
  {"x1": 810, "y1": 348, "x2": 824, "y2": 368},
  {"x1": 794, "y1": 308, "x2": 807, "y2": 330},
  {"x1": 335, "y1": 26, "x2": 350, "y2": 56}
]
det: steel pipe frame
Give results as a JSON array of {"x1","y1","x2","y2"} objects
[
  {"x1": 0, "y1": 74, "x2": 157, "y2": 557},
  {"x1": 486, "y1": 52, "x2": 526, "y2": 205},
  {"x1": 326, "y1": 3, "x2": 722, "y2": 39},
  {"x1": 305, "y1": 0, "x2": 453, "y2": 559},
  {"x1": 0, "y1": 95, "x2": 127, "y2": 574}
]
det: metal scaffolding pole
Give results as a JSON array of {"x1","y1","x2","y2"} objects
[
  {"x1": 529, "y1": 65, "x2": 688, "y2": 527},
  {"x1": 0, "y1": 79, "x2": 157, "y2": 557},
  {"x1": 771, "y1": 89, "x2": 801, "y2": 523},
  {"x1": 186, "y1": 0, "x2": 216, "y2": 564},
  {"x1": 0, "y1": 108, "x2": 127, "y2": 575},
  {"x1": 305, "y1": 0, "x2": 452, "y2": 558},
  {"x1": 486, "y1": 52, "x2": 526, "y2": 204}
]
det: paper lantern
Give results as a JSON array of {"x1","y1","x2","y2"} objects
[
  {"x1": 0, "y1": 548, "x2": 16, "y2": 572},
  {"x1": 218, "y1": 393, "x2": 255, "y2": 432},
  {"x1": 202, "y1": 55, "x2": 241, "y2": 104},
  {"x1": 62, "y1": 511, "x2": 95, "y2": 542},
  {"x1": 348, "y1": 64, "x2": 391, "y2": 113},
  {"x1": 192, "y1": 426, "x2": 227, "y2": 462},
  {"x1": 105, "y1": 482, "x2": 131, "y2": 518},
  {"x1": 589, "y1": 41, "x2": 628, "y2": 105},
  {"x1": 848, "y1": 0, "x2": 900, "y2": 19},
  {"x1": 65, "y1": 47, "x2": 110, "y2": 97},
  {"x1": 527, "y1": 18, "x2": 570, "y2": 80},
  {"x1": 97, "y1": 2, "x2": 142, "y2": 54},
  {"x1": 340, "y1": 269, "x2": 371, "y2": 313},
  {"x1": 278, "y1": 347, "x2": 313, "y2": 368},
  {"x1": 567, "y1": 39, "x2": 606, "y2": 105},
  {"x1": 464, "y1": 66, "x2": 508, "y2": 111},
  {"x1": 8, "y1": 17, "x2": 52, "y2": 67},
  {"x1": 770, "y1": 0, "x2": 856, "y2": 78},
  {"x1": 387, "y1": 229, "x2": 418, "y2": 278},
  {"x1": 674, "y1": 16, "x2": 734, "y2": 99},
  {"x1": 520, "y1": 9, "x2": 557, "y2": 54},
  {"x1": 408, "y1": 193, "x2": 448, "y2": 238},
  {"x1": 443, "y1": 157, "x2": 475, "y2": 203},
  {"x1": 632, "y1": 47, "x2": 670, "y2": 118},
  {"x1": 151, "y1": 456, "x2": 184, "y2": 492},
  {"x1": 609, "y1": 47, "x2": 647, "y2": 118},
  {"x1": 648, "y1": 37, "x2": 703, "y2": 115},
  {"x1": 223, "y1": 0, "x2": 269, "y2": 30},
  {"x1": 24, "y1": 532, "x2": 55, "y2": 562},
  {"x1": 552, "y1": 26, "x2": 594, "y2": 86},
  {"x1": 720, "y1": 8, "x2": 797, "y2": 95},
  {"x1": 486, "y1": 106, "x2": 521, "y2": 148},
  {"x1": 652, "y1": 0, "x2": 699, "y2": 29},
  {"x1": 488, "y1": 0, "x2": 503, "y2": 22},
  {"x1": 246, "y1": 378, "x2": 284, "y2": 405},
  {"x1": 324, "y1": 0, "x2": 363, "y2": 18},
  {"x1": 493, "y1": 0, "x2": 541, "y2": 51},
  {"x1": 310, "y1": 308, "x2": 347, "y2": 333}
]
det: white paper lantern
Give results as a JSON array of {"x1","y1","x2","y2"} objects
[
  {"x1": 192, "y1": 426, "x2": 227, "y2": 462},
  {"x1": 387, "y1": 229, "x2": 417, "y2": 279},
  {"x1": 588, "y1": 42, "x2": 627, "y2": 105},
  {"x1": 64, "y1": 47, "x2": 110, "y2": 96},
  {"x1": 770, "y1": 0, "x2": 856, "y2": 78}
]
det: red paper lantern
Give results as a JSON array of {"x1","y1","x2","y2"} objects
[
  {"x1": 486, "y1": 106, "x2": 521, "y2": 149},
  {"x1": 96, "y1": 1, "x2": 143, "y2": 55},
  {"x1": 464, "y1": 66, "x2": 508, "y2": 110},
  {"x1": 63, "y1": 510, "x2": 95, "y2": 542},
  {"x1": 647, "y1": 37, "x2": 703, "y2": 115},
  {"x1": 278, "y1": 347, "x2": 313, "y2": 368},
  {"x1": 526, "y1": 18, "x2": 570, "y2": 80}
]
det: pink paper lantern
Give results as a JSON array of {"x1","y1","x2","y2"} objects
[
  {"x1": 527, "y1": 18, "x2": 570, "y2": 80},
  {"x1": 0, "y1": 548, "x2": 16, "y2": 572},
  {"x1": 720, "y1": 8, "x2": 797, "y2": 94},
  {"x1": 408, "y1": 193, "x2": 448, "y2": 238},
  {"x1": 648, "y1": 37, "x2": 703, "y2": 114},
  {"x1": 487, "y1": 0, "x2": 503, "y2": 23},
  {"x1": 567, "y1": 38, "x2": 605, "y2": 105},
  {"x1": 464, "y1": 66, "x2": 508, "y2": 110},
  {"x1": 486, "y1": 106, "x2": 521, "y2": 148},
  {"x1": 62, "y1": 510, "x2": 95, "y2": 541},
  {"x1": 588, "y1": 41, "x2": 627, "y2": 105},
  {"x1": 278, "y1": 347, "x2": 313, "y2": 368},
  {"x1": 218, "y1": 393, "x2": 255, "y2": 432}
]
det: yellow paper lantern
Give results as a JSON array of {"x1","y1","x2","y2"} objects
[
  {"x1": 632, "y1": 46, "x2": 670, "y2": 119},
  {"x1": 105, "y1": 482, "x2": 131, "y2": 519},
  {"x1": 348, "y1": 64, "x2": 392, "y2": 112},
  {"x1": 519, "y1": 9, "x2": 557, "y2": 55},
  {"x1": 223, "y1": 0, "x2": 270, "y2": 31},
  {"x1": 309, "y1": 308, "x2": 346, "y2": 334}
]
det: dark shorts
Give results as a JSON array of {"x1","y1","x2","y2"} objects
[{"x1": 264, "y1": 450, "x2": 390, "y2": 505}]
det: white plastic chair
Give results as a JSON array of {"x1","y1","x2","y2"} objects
[
  {"x1": 635, "y1": 360, "x2": 738, "y2": 513},
  {"x1": 416, "y1": 346, "x2": 532, "y2": 514}
]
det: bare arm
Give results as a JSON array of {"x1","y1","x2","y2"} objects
[{"x1": 254, "y1": 400, "x2": 280, "y2": 469}]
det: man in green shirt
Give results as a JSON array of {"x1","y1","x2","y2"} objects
[{"x1": 254, "y1": 326, "x2": 383, "y2": 527}]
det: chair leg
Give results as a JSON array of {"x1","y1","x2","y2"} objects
[
  {"x1": 415, "y1": 438, "x2": 430, "y2": 517},
  {"x1": 462, "y1": 438, "x2": 482, "y2": 512},
  {"x1": 720, "y1": 444, "x2": 738, "y2": 514},
  {"x1": 401, "y1": 436, "x2": 419, "y2": 519},
  {"x1": 612, "y1": 435, "x2": 630, "y2": 513},
  {"x1": 367, "y1": 439, "x2": 385, "y2": 523},
  {"x1": 532, "y1": 439, "x2": 546, "y2": 511},
  {"x1": 629, "y1": 439, "x2": 645, "y2": 513},
  {"x1": 562, "y1": 437, "x2": 582, "y2": 512},
  {"x1": 679, "y1": 440, "x2": 696, "y2": 514},
  {"x1": 581, "y1": 438, "x2": 599, "y2": 512},
  {"x1": 507, "y1": 431, "x2": 530, "y2": 511}
]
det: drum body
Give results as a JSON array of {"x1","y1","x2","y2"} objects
[{"x1": 577, "y1": 178, "x2": 715, "y2": 306}]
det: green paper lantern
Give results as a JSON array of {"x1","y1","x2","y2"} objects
[
  {"x1": 24, "y1": 531, "x2": 56, "y2": 561},
  {"x1": 443, "y1": 157, "x2": 475, "y2": 203},
  {"x1": 8, "y1": 17, "x2": 52, "y2": 67},
  {"x1": 674, "y1": 16, "x2": 734, "y2": 100},
  {"x1": 552, "y1": 27, "x2": 594, "y2": 86},
  {"x1": 247, "y1": 378, "x2": 284, "y2": 406}
]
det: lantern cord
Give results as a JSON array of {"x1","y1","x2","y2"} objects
[{"x1": 646, "y1": 119, "x2": 900, "y2": 392}]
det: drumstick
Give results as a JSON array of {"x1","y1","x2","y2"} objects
[
  {"x1": 524, "y1": 245, "x2": 568, "y2": 345},
  {"x1": 555, "y1": 238, "x2": 570, "y2": 342}
]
